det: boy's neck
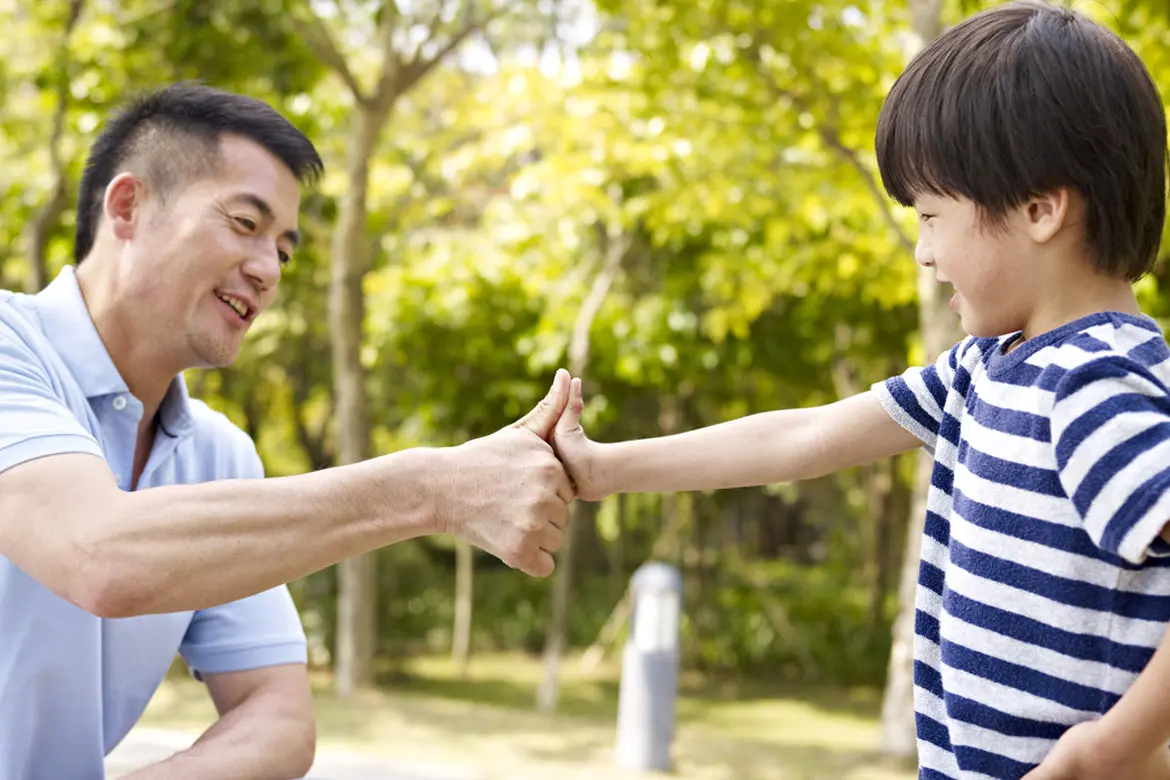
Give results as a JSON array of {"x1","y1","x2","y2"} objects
[{"x1": 1020, "y1": 272, "x2": 1142, "y2": 344}]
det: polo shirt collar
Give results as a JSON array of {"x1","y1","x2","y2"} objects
[{"x1": 34, "y1": 266, "x2": 196, "y2": 437}]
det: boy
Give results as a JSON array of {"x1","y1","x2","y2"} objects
[{"x1": 550, "y1": 2, "x2": 1170, "y2": 778}]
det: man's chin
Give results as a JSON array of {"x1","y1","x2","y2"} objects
[{"x1": 191, "y1": 342, "x2": 242, "y2": 370}]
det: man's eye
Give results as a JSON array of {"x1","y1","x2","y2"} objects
[{"x1": 235, "y1": 216, "x2": 257, "y2": 231}]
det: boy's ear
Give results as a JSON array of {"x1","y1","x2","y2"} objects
[{"x1": 1022, "y1": 187, "x2": 1071, "y2": 244}]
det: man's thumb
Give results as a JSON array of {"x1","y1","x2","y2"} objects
[
  {"x1": 554, "y1": 377, "x2": 585, "y2": 443},
  {"x1": 513, "y1": 368, "x2": 570, "y2": 440}
]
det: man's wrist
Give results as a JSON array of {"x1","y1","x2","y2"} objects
[{"x1": 407, "y1": 445, "x2": 456, "y2": 538}]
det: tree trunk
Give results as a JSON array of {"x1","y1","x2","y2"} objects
[
  {"x1": 452, "y1": 540, "x2": 474, "y2": 677},
  {"x1": 22, "y1": 0, "x2": 82, "y2": 292},
  {"x1": 332, "y1": 103, "x2": 387, "y2": 698},
  {"x1": 880, "y1": 59, "x2": 959, "y2": 759},
  {"x1": 866, "y1": 457, "x2": 895, "y2": 630},
  {"x1": 607, "y1": 494, "x2": 626, "y2": 603},
  {"x1": 537, "y1": 228, "x2": 627, "y2": 713},
  {"x1": 294, "y1": 0, "x2": 496, "y2": 698},
  {"x1": 877, "y1": 0, "x2": 949, "y2": 758}
]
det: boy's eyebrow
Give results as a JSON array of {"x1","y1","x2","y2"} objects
[{"x1": 229, "y1": 192, "x2": 301, "y2": 248}]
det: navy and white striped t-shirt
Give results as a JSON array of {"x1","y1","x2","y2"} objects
[{"x1": 872, "y1": 311, "x2": 1170, "y2": 779}]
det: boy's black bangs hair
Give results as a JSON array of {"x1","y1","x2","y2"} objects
[{"x1": 875, "y1": 0, "x2": 1167, "y2": 281}]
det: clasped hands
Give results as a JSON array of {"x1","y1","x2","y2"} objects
[{"x1": 434, "y1": 369, "x2": 606, "y2": 578}]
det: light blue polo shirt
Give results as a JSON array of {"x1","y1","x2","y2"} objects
[{"x1": 0, "y1": 267, "x2": 308, "y2": 779}]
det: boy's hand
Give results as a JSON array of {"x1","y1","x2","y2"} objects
[
  {"x1": 1024, "y1": 721, "x2": 1170, "y2": 780},
  {"x1": 551, "y1": 377, "x2": 611, "y2": 501}
]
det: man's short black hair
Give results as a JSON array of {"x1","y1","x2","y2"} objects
[
  {"x1": 74, "y1": 81, "x2": 324, "y2": 264},
  {"x1": 876, "y1": 0, "x2": 1167, "y2": 281}
]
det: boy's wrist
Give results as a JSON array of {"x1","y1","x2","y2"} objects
[{"x1": 590, "y1": 441, "x2": 622, "y2": 498}]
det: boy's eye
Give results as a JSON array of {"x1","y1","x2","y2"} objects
[{"x1": 278, "y1": 250, "x2": 291, "y2": 266}]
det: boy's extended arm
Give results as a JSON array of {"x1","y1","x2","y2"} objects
[{"x1": 552, "y1": 380, "x2": 923, "y2": 500}]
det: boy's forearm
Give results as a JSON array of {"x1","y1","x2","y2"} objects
[
  {"x1": 601, "y1": 392, "x2": 920, "y2": 495},
  {"x1": 604, "y1": 408, "x2": 822, "y2": 494}
]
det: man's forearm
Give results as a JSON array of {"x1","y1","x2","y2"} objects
[
  {"x1": 85, "y1": 448, "x2": 442, "y2": 616},
  {"x1": 119, "y1": 690, "x2": 315, "y2": 779}
]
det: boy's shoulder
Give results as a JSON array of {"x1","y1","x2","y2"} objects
[
  {"x1": 1041, "y1": 312, "x2": 1167, "y2": 379},
  {"x1": 973, "y1": 308, "x2": 1165, "y2": 374},
  {"x1": 967, "y1": 312, "x2": 1169, "y2": 389}
]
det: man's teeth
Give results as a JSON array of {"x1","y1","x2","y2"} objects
[{"x1": 217, "y1": 294, "x2": 248, "y2": 318}]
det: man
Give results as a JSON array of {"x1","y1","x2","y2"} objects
[{"x1": 0, "y1": 83, "x2": 574, "y2": 778}]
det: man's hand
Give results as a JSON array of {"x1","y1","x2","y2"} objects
[
  {"x1": 1024, "y1": 720, "x2": 1170, "y2": 780},
  {"x1": 550, "y1": 376, "x2": 611, "y2": 502},
  {"x1": 434, "y1": 369, "x2": 576, "y2": 577}
]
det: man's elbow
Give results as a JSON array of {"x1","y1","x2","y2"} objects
[
  {"x1": 66, "y1": 531, "x2": 154, "y2": 618},
  {"x1": 69, "y1": 561, "x2": 145, "y2": 618},
  {"x1": 284, "y1": 715, "x2": 317, "y2": 777}
]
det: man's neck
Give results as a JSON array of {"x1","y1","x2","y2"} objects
[{"x1": 75, "y1": 262, "x2": 176, "y2": 421}]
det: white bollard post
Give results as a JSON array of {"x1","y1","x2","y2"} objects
[{"x1": 615, "y1": 561, "x2": 682, "y2": 773}]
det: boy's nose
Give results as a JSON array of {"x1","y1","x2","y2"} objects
[{"x1": 915, "y1": 239, "x2": 934, "y2": 268}]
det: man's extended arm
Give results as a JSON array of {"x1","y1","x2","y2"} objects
[
  {"x1": 120, "y1": 664, "x2": 316, "y2": 780},
  {"x1": 0, "y1": 371, "x2": 575, "y2": 617}
]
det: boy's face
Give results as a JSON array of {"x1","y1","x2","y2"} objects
[{"x1": 913, "y1": 194, "x2": 1035, "y2": 338}]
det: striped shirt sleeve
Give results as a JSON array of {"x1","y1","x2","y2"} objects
[
  {"x1": 871, "y1": 338, "x2": 969, "y2": 454},
  {"x1": 1050, "y1": 354, "x2": 1170, "y2": 564}
]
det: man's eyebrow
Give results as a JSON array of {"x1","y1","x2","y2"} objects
[{"x1": 230, "y1": 192, "x2": 300, "y2": 248}]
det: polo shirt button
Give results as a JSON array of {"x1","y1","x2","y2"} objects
[{"x1": 112, "y1": 396, "x2": 128, "y2": 411}]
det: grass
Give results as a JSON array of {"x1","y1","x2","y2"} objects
[{"x1": 136, "y1": 652, "x2": 917, "y2": 780}]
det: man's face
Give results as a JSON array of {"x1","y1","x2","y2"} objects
[{"x1": 124, "y1": 134, "x2": 301, "y2": 369}]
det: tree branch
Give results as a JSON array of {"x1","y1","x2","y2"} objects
[
  {"x1": 290, "y1": 4, "x2": 367, "y2": 103},
  {"x1": 569, "y1": 227, "x2": 628, "y2": 377},
  {"x1": 745, "y1": 42, "x2": 915, "y2": 254},
  {"x1": 392, "y1": 2, "x2": 512, "y2": 100},
  {"x1": 372, "y1": 0, "x2": 403, "y2": 109}
]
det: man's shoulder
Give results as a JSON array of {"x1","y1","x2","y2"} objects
[
  {"x1": 184, "y1": 398, "x2": 263, "y2": 474},
  {"x1": 0, "y1": 289, "x2": 47, "y2": 350},
  {"x1": 0, "y1": 292, "x2": 66, "y2": 388}
]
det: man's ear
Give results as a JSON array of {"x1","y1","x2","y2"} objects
[
  {"x1": 103, "y1": 173, "x2": 147, "y2": 242},
  {"x1": 1022, "y1": 187, "x2": 1071, "y2": 244}
]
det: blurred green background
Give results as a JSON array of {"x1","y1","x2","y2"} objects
[{"x1": 8, "y1": 0, "x2": 1170, "y2": 775}]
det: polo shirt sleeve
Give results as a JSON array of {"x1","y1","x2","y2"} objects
[
  {"x1": 178, "y1": 443, "x2": 308, "y2": 678},
  {"x1": 0, "y1": 327, "x2": 103, "y2": 476}
]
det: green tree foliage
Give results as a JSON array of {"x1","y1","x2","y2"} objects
[{"x1": 5, "y1": 0, "x2": 1170, "y2": 695}]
